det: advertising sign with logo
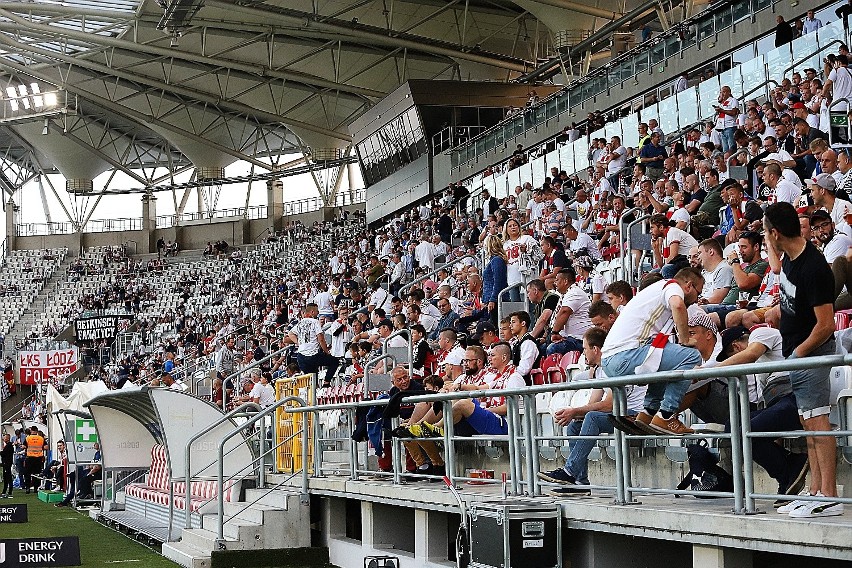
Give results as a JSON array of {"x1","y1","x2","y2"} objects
[
  {"x1": 0, "y1": 504, "x2": 27, "y2": 523},
  {"x1": 16, "y1": 348, "x2": 78, "y2": 386},
  {"x1": 0, "y1": 537, "x2": 80, "y2": 567}
]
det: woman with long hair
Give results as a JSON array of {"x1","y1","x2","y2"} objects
[{"x1": 481, "y1": 235, "x2": 508, "y2": 322}]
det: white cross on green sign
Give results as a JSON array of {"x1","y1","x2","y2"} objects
[{"x1": 75, "y1": 419, "x2": 98, "y2": 443}]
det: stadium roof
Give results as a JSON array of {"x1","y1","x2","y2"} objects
[{"x1": 0, "y1": 0, "x2": 658, "y2": 200}]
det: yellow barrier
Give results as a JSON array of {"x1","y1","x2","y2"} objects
[{"x1": 275, "y1": 374, "x2": 314, "y2": 473}]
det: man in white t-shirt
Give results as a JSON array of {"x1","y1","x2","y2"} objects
[
  {"x1": 313, "y1": 286, "x2": 335, "y2": 320},
  {"x1": 810, "y1": 210, "x2": 852, "y2": 265},
  {"x1": 649, "y1": 214, "x2": 699, "y2": 278},
  {"x1": 414, "y1": 237, "x2": 437, "y2": 270},
  {"x1": 761, "y1": 163, "x2": 801, "y2": 205},
  {"x1": 288, "y1": 303, "x2": 339, "y2": 386},
  {"x1": 538, "y1": 327, "x2": 647, "y2": 490},
  {"x1": 605, "y1": 136, "x2": 627, "y2": 187},
  {"x1": 601, "y1": 268, "x2": 704, "y2": 435},
  {"x1": 824, "y1": 54, "x2": 852, "y2": 113},
  {"x1": 716, "y1": 326, "x2": 807, "y2": 499},
  {"x1": 696, "y1": 238, "x2": 733, "y2": 304},
  {"x1": 547, "y1": 267, "x2": 593, "y2": 355},
  {"x1": 714, "y1": 85, "x2": 740, "y2": 153},
  {"x1": 250, "y1": 374, "x2": 276, "y2": 408}
]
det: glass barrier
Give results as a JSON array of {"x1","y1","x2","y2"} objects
[
  {"x1": 449, "y1": 0, "x2": 803, "y2": 169},
  {"x1": 604, "y1": 121, "x2": 623, "y2": 145},
  {"x1": 559, "y1": 142, "x2": 574, "y2": 174},
  {"x1": 676, "y1": 87, "x2": 699, "y2": 128},
  {"x1": 791, "y1": 33, "x2": 820, "y2": 74},
  {"x1": 573, "y1": 137, "x2": 589, "y2": 174},
  {"x1": 640, "y1": 103, "x2": 658, "y2": 128},
  {"x1": 698, "y1": 75, "x2": 721, "y2": 120},
  {"x1": 658, "y1": 96, "x2": 680, "y2": 137},
  {"x1": 620, "y1": 113, "x2": 640, "y2": 149},
  {"x1": 534, "y1": 153, "x2": 550, "y2": 186},
  {"x1": 740, "y1": 55, "x2": 767, "y2": 97}
]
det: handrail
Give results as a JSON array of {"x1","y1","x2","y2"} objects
[
  {"x1": 496, "y1": 283, "x2": 525, "y2": 324},
  {"x1": 183, "y1": 402, "x2": 261, "y2": 529},
  {"x1": 219, "y1": 345, "x2": 289, "y2": 410},
  {"x1": 384, "y1": 329, "x2": 413, "y2": 376},
  {"x1": 216, "y1": 395, "x2": 308, "y2": 542},
  {"x1": 618, "y1": 206, "x2": 642, "y2": 279},
  {"x1": 399, "y1": 253, "x2": 478, "y2": 297},
  {"x1": 624, "y1": 213, "x2": 651, "y2": 286}
]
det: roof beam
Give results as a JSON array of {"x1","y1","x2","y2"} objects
[
  {"x1": 0, "y1": 19, "x2": 352, "y2": 144},
  {"x1": 205, "y1": 0, "x2": 531, "y2": 73},
  {"x1": 0, "y1": 51, "x2": 275, "y2": 171},
  {"x1": 0, "y1": 8, "x2": 386, "y2": 100},
  {"x1": 526, "y1": 0, "x2": 622, "y2": 19}
]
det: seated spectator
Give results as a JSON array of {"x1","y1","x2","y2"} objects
[
  {"x1": 409, "y1": 343, "x2": 524, "y2": 438},
  {"x1": 704, "y1": 232, "x2": 768, "y2": 330},
  {"x1": 696, "y1": 238, "x2": 733, "y2": 305},
  {"x1": 648, "y1": 214, "x2": 699, "y2": 278},
  {"x1": 547, "y1": 267, "x2": 593, "y2": 355},
  {"x1": 538, "y1": 327, "x2": 646, "y2": 491}
]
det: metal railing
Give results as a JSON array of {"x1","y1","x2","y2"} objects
[
  {"x1": 282, "y1": 188, "x2": 367, "y2": 217},
  {"x1": 287, "y1": 351, "x2": 852, "y2": 515},
  {"x1": 449, "y1": 0, "x2": 829, "y2": 169}
]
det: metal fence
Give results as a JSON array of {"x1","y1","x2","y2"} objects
[{"x1": 285, "y1": 351, "x2": 852, "y2": 515}]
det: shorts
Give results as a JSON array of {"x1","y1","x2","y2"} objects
[
  {"x1": 748, "y1": 306, "x2": 772, "y2": 322},
  {"x1": 456, "y1": 400, "x2": 508, "y2": 436},
  {"x1": 789, "y1": 339, "x2": 835, "y2": 419}
]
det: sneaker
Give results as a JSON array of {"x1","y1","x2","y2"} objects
[
  {"x1": 409, "y1": 423, "x2": 443, "y2": 438},
  {"x1": 648, "y1": 413, "x2": 693, "y2": 436},
  {"x1": 607, "y1": 414, "x2": 644, "y2": 435},
  {"x1": 391, "y1": 426, "x2": 413, "y2": 438},
  {"x1": 631, "y1": 412, "x2": 662, "y2": 435},
  {"x1": 789, "y1": 499, "x2": 844, "y2": 518},
  {"x1": 536, "y1": 468, "x2": 577, "y2": 485},
  {"x1": 777, "y1": 490, "x2": 816, "y2": 514},
  {"x1": 550, "y1": 485, "x2": 591, "y2": 496}
]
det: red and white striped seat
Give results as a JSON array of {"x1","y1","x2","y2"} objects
[{"x1": 124, "y1": 444, "x2": 241, "y2": 512}]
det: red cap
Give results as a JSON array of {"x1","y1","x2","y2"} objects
[{"x1": 790, "y1": 102, "x2": 806, "y2": 109}]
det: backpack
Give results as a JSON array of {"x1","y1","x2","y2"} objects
[{"x1": 677, "y1": 439, "x2": 734, "y2": 498}]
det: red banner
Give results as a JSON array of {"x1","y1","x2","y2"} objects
[{"x1": 17, "y1": 348, "x2": 78, "y2": 386}]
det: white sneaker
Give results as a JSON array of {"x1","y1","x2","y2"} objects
[
  {"x1": 777, "y1": 490, "x2": 815, "y2": 514},
  {"x1": 789, "y1": 499, "x2": 844, "y2": 518}
]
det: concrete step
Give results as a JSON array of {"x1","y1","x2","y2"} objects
[
  {"x1": 179, "y1": 527, "x2": 243, "y2": 552},
  {"x1": 221, "y1": 501, "x2": 288, "y2": 524},
  {"x1": 201, "y1": 514, "x2": 262, "y2": 542},
  {"x1": 243, "y1": 487, "x2": 303, "y2": 509},
  {"x1": 161, "y1": 540, "x2": 212, "y2": 568}
]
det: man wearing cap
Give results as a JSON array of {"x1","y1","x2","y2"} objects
[
  {"x1": 714, "y1": 325, "x2": 808, "y2": 502},
  {"x1": 809, "y1": 173, "x2": 852, "y2": 232},
  {"x1": 469, "y1": 320, "x2": 499, "y2": 350},
  {"x1": 811, "y1": 207, "x2": 852, "y2": 268},
  {"x1": 539, "y1": 327, "x2": 647, "y2": 490}
]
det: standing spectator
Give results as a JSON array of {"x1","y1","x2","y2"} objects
[
  {"x1": 481, "y1": 189, "x2": 499, "y2": 219},
  {"x1": 638, "y1": 131, "x2": 667, "y2": 182},
  {"x1": 764, "y1": 202, "x2": 840, "y2": 518},
  {"x1": 481, "y1": 235, "x2": 508, "y2": 321},
  {"x1": 23, "y1": 426, "x2": 45, "y2": 494},
  {"x1": 288, "y1": 303, "x2": 339, "y2": 387},
  {"x1": 1, "y1": 433, "x2": 12, "y2": 497},
  {"x1": 802, "y1": 10, "x2": 823, "y2": 34},
  {"x1": 775, "y1": 15, "x2": 794, "y2": 46},
  {"x1": 837, "y1": 0, "x2": 852, "y2": 31},
  {"x1": 503, "y1": 219, "x2": 540, "y2": 302},
  {"x1": 714, "y1": 85, "x2": 740, "y2": 154},
  {"x1": 605, "y1": 136, "x2": 628, "y2": 188}
]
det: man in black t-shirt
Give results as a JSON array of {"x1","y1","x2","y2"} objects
[
  {"x1": 764, "y1": 202, "x2": 841, "y2": 518},
  {"x1": 526, "y1": 279, "x2": 560, "y2": 345}
]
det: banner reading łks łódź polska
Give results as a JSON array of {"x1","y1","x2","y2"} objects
[{"x1": 73, "y1": 315, "x2": 133, "y2": 345}]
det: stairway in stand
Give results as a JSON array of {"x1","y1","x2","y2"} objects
[
  {"x1": 161, "y1": 486, "x2": 311, "y2": 568},
  {"x1": 6, "y1": 254, "x2": 74, "y2": 353}
]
